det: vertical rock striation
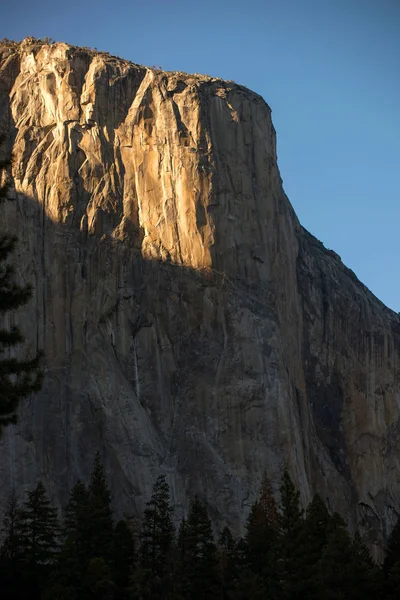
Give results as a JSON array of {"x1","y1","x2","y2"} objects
[{"x1": 0, "y1": 39, "x2": 399, "y2": 553}]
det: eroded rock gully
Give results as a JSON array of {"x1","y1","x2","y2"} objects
[{"x1": 0, "y1": 39, "x2": 399, "y2": 554}]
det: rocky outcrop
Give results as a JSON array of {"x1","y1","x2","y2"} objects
[{"x1": 0, "y1": 39, "x2": 399, "y2": 555}]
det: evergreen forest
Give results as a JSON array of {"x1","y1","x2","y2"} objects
[{"x1": 1, "y1": 453, "x2": 400, "y2": 599}]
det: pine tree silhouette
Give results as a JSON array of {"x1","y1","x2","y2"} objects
[
  {"x1": 138, "y1": 474, "x2": 175, "y2": 598},
  {"x1": 178, "y1": 498, "x2": 219, "y2": 600}
]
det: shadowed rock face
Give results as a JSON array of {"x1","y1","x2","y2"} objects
[{"x1": 0, "y1": 39, "x2": 399, "y2": 554}]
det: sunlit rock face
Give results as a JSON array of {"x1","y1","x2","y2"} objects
[{"x1": 0, "y1": 39, "x2": 399, "y2": 554}]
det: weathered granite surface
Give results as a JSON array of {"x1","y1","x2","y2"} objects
[{"x1": 0, "y1": 39, "x2": 399, "y2": 554}]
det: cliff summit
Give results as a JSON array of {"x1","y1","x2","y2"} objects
[{"x1": 0, "y1": 39, "x2": 399, "y2": 554}]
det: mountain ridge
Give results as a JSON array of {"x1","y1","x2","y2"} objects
[{"x1": 0, "y1": 38, "x2": 399, "y2": 557}]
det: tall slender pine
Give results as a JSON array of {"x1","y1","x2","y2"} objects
[
  {"x1": 86, "y1": 451, "x2": 114, "y2": 564},
  {"x1": 278, "y1": 470, "x2": 304, "y2": 599},
  {"x1": 178, "y1": 498, "x2": 219, "y2": 600},
  {"x1": 138, "y1": 474, "x2": 174, "y2": 598},
  {"x1": 17, "y1": 482, "x2": 60, "y2": 599}
]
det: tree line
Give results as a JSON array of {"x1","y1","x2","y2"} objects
[{"x1": 1, "y1": 455, "x2": 400, "y2": 599}]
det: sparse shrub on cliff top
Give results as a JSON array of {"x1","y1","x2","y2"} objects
[{"x1": 0, "y1": 38, "x2": 19, "y2": 48}]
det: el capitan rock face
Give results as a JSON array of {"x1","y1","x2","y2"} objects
[{"x1": 0, "y1": 38, "x2": 399, "y2": 553}]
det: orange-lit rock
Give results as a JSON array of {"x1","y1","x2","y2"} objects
[{"x1": 0, "y1": 39, "x2": 399, "y2": 555}]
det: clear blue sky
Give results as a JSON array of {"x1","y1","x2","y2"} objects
[{"x1": 2, "y1": 0, "x2": 399, "y2": 311}]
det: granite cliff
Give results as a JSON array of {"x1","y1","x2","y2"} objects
[{"x1": 0, "y1": 38, "x2": 399, "y2": 554}]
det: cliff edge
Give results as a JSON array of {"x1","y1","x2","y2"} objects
[{"x1": 0, "y1": 39, "x2": 399, "y2": 554}]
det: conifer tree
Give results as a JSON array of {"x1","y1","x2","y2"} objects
[
  {"x1": 83, "y1": 556, "x2": 116, "y2": 600},
  {"x1": 230, "y1": 537, "x2": 268, "y2": 600},
  {"x1": 64, "y1": 479, "x2": 89, "y2": 551},
  {"x1": 86, "y1": 451, "x2": 114, "y2": 564},
  {"x1": 113, "y1": 520, "x2": 135, "y2": 599},
  {"x1": 138, "y1": 474, "x2": 175, "y2": 598},
  {"x1": 53, "y1": 458, "x2": 115, "y2": 597},
  {"x1": 384, "y1": 515, "x2": 400, "y2": 598},
  {"x1": 304, "y1": 494, "x2": 330, "y2": 551},
  {"x1": 0, "y1": 136, "x2": 42, "y2": 433},
  {"x1": 278, "y1": 470, "x2": 304, "y2": 599},
  {"x1": 56, "y1": 479, "x2": 90, "y2": 593},
  {"x1": 178, "y1": 498, "x2": 219, "y2": 599},
  {"x1": 384, "y1": 516, "x2": 400, "y2": 574},
  {"x1": 0, "y1": 490, "x2": 25, "y2": 599},
  {"x1": 50, "y1": 456, "x2": 114, "y2": 598},
  {"x1": 173, "y1": 517, "x2": 188, "y2": 598},
  {"x1": 351, "y1": 531, "x2": 383, "y2": 599},
  {"x1": 316, "y1": 512, "x2": 358, "y2": 599},
  {"x1": 279, "y1": 470, "x2": 303, "y2": 536},
  {"x1": 223, "y1": 480, "x2": 278, "y2": 599},
  {"x1": 245, "y1": 474, "x2": 279, "y2": 571},
  {"x1": 299, "y1": 494, "x2": 331, "y2": 597},
  {"x1": 0, "y1": 490, "x2": 22, "y2": 562},
  {"x1": 218, "y1": 526, "x2": 239, "y2": 600},
  {"x1": 18, "y1": 481, "x2": 60, "y2": 566},
  {"x1": 140, "y1": 475, "x2": 174, "y2": 575},
  {"x1": 233, "y1": 536, "x2": 248, "y2": 570},
  {"x1": 17, "y1": 481, "x2": 60, "y2": 598}
]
